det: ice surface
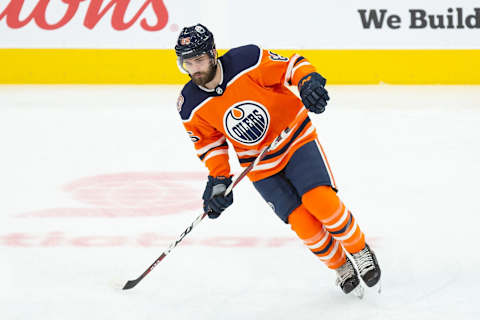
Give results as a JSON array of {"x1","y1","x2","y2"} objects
[{"x1": 0, "y1": 85, "x2": 479, "y2": 319}]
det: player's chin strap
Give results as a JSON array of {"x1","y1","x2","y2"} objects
[{"x1": 122, "y1": 125, "x2": 293, "y2": 290}]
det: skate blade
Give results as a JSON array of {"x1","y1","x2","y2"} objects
[
  {"x1": 373, "y1": 280, "x2": 382, "y2": 294},
  {"x1": 352, "y1": 284, "x2": 365, "y2": 299}
]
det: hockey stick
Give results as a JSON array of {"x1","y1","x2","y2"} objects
[{"x1": 122, "y1": 126, "x2": 292, "y2": 290}]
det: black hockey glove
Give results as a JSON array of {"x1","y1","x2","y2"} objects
[
  {"x1": 298, "y1": 72, "x2": 330, "y2": 114},
  {"x1": 202, "y1": 176, "x2": 234, "y2": 219}
]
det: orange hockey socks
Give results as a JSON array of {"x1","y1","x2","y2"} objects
[
  {"x1": 288, "y1": 205, "x2": 346, "y2": 269},
  {"x1": 301, "y1": 186, "x2": 366, "y2": 254}
]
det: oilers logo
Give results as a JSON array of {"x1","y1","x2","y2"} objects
[{"x1": 224, "y1": 101, "x2": 270, "y2": 145}]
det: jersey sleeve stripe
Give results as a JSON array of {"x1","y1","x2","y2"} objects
[
  {"x1": 202, "y1": 149, "x2": 228, "y2": 163},
  {"x1": 291, "y1": 61, "x2": 312, "y2": 82},
  {"x1": 284, "y1": 54, "x2": 300, "y2": 86},
  {"x1": 293, "y1": 56, "x2": 306, "y2": 66},
  {"x1": 199, "y1": 142, "x2": 228, "y2": 161},
  {"x1": 195, "y1": 137, "x2": 227, "y2": 155}
]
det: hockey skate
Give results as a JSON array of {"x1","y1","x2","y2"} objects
[
  {"x1": 335, "y1": 256, "x2": 364, "y2": 299},
  {"x1": 351, "y1": 243, "x2": 381, "y2": 293}
]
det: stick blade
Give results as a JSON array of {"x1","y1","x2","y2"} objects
[{"x1": 122, "y1": 279, "x2": 140, "y2": 290}]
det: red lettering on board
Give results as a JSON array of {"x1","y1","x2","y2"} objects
[
  {"x1": 84, "y1": 0, "x2": 168, "y2": 31},
  {"x1": 0, "y1": 0, "x2": 169, "y2": 31}
]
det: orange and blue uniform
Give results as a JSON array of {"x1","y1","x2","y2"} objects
[
  {"x1": 178, "y1": 45, "x2": 317, "y2": 182},
  {"x1": 178, "y1": 45, "x2": 366, "y2": 269}
]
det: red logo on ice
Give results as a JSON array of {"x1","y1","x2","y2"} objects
[{"x1": 17, "y1": 172, "x2": 204, "y2": 218}]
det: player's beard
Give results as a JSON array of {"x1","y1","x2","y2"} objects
[{"x1": 190, "y1": 61, "x2": 217, "y2": 87}]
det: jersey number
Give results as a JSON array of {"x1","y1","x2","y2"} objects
[
  {"x1": 187, "y1": 131, "x2": 200, "y2": 143},
  {"x1": 268, "y1": 51, "x2": 288, "y2": 62}
]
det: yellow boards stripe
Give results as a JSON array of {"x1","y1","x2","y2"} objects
[{"x1": 1, "y1": 49, "x2": 479, "y2": 84}]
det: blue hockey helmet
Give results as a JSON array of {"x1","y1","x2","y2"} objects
[{"x1": 175, "y1": 24, "x2": 216, "y2": 73}]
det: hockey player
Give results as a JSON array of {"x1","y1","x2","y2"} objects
[{"x1": 174, "y1": 24, "x2": 381, "y2": 296}]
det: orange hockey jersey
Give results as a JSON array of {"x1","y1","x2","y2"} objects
[{"x1": 177, "y1": 45, "x2": 318, "y2": 182}]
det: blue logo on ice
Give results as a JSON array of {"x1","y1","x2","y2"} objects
[{"x1": 224, "y1": 101, "x2": 270, "y2": 145}]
